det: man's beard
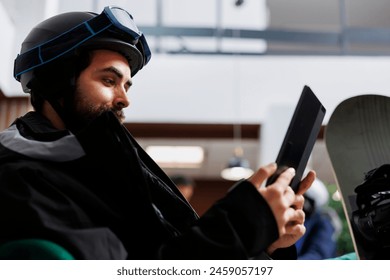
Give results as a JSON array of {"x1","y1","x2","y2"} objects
[{"x1": 64, "y1": 89, "x2": 125, "y2": 133}]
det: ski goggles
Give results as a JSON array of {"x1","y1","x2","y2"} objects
[{"x1": 14, "y1": 6, "x2": 151, "y2": 80}]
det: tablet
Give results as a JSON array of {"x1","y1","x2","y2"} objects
[{"x1": 266, "y1": 85, "x2": 326, "y2": 192}]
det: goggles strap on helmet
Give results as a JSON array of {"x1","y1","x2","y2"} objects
[{"x1": 14, "y1": 6, "x2": 151, "y2": 82}]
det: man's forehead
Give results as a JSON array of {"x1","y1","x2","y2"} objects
[{"x1": 89, "y1": 50, "x2": 132, "y2": 77}]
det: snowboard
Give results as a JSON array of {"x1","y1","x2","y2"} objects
[{"x1": 325, "y1": 94, "x2": 390, "y2": 259}]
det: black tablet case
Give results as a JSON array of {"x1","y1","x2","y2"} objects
[{"x1": 266, "y1": 85, "x2": 326, "y2": 191}]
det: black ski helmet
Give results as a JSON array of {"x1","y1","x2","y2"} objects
[{"x1": 14, "y1": 6, "x2": 151, "y2": 93}]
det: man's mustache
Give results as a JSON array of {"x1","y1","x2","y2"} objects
[{"x1": 111, "y1": 109, "x2": 125, "y2": 123}]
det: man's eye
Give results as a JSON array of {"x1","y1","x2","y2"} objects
[{"x1": 103, "y1": 78, "x2": 115, "y2": 85}]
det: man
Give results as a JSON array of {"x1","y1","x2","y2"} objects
[{"x1": 0, "y1": 6, "x2": 315, "y2": 259}]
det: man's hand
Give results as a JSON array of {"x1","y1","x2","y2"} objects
[{"x1": 248, "y1": 163, "x2": 316, "y2": 255}]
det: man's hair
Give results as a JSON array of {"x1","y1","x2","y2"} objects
[{"x1": 29, "y1": 50, "x2": 93, "y2": 112}]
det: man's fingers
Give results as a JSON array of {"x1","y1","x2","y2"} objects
[
  {"x1": 285, "y1": 223, "x2": 306, "y2": 236},
  {"x1": 292, "y1": 194, "x2": 305, "y2": 210},
  {"x1": 275, "y1": 168, "x2": 295, "y2": 187},
  {"x1": 248, "y1": 163, "x2": 277, "y2": 188},
  {"x1": 296, "y1": 170, "x2": 316, "y2": 195}
]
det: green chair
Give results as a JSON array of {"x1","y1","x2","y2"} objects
[{"x1": 0, "y1": 239, "x2": 74, "y2": 260}]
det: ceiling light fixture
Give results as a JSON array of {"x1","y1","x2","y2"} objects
[
  {"x1": 146, "y1": 145, "x2": 204, "y2": 168},
  {"x1": 221, "y1": 146, "x2": 254, "y2": 181},
  {"x1": 220, "y1": 27, "x2": 254, "y2": 181}
]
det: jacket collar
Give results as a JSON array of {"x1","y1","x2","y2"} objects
[
  {"x1": 16, "y1": 111, "x2": 70, "y2": 141},
  {"x1": 0, "y1": 111, "x2": 85, "y2": 162}
]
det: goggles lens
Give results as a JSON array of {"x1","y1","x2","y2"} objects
[
  {"x1": 14, "y1": 6, "x2": 150, "y2": 80},
  {"x1": 105, "y1": 6, "x2": 140, "y2": 35}
]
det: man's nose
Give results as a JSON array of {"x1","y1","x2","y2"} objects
[{"x1": 114, "y1": 89, "x2": 130, "y2": 109}]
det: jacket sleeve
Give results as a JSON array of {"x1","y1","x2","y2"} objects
[
  {"x1": 157, "y1": 180, "x2": 297, "y2": 259},
  {"x1": 0, "y1": 163, "x2": 296, "y2": 260}
]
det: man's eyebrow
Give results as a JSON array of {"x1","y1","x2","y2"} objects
[{"x1": 100, "y1": 66, "x2": 132, "y2": 88}]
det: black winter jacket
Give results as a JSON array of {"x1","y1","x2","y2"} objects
[{"x1": 0, "y1": 111, "x2": 295, "y2": 259}]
